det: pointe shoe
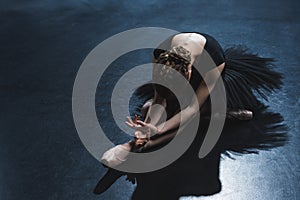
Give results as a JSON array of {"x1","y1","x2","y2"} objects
[
  {"x1": 226, "y1": 109, "x2": 253, "y2": 120},
  {"x1": 93, "y1": 168, "x2": 124, "y2": 195}
]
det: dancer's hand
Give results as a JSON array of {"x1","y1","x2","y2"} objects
[
  {"x1": 125, "y1": 116, "x2": 144, "y2": 133},
  {"x1": 136, "y1": 120, "x2": 160, "y2": 137},
  {"x1": 125, "y1": 116, "x2": 160, "y2": 137}
]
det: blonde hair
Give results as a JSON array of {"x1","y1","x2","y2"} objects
[{"x1": 153, "y1": 46, "x2": 192, "y2": 98}]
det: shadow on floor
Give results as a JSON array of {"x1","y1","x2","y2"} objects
[{"x1": 131, "y1": 103, "x2": 288, "y2": 200}]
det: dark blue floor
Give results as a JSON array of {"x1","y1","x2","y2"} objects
[{"x1": 1, "y1": 0, "x2": 299, "y2": 199}]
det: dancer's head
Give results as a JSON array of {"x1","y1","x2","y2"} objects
[
  {"x1": 153, "y1": 46, "x2": 192, "y2": 98},
  {"x1": 155, "y1": 46, "x2": 192, "y2": 80}
]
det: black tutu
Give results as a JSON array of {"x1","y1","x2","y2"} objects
[{"x1": 223, "y1": 45, "x2": 282, "y2": 110}]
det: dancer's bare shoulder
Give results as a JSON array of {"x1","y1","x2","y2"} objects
[{"x1": 171, "y1": 33, "x2": 206, "y2": 56}]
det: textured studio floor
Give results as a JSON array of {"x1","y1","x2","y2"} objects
[{"x1": 1, "y1": 0, "x2": 299, "y2": 200}]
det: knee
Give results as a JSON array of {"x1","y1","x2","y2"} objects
[{"x1": 141, "y1": 99, "x2": 153, "y2": 118}]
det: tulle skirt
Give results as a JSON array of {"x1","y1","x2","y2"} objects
[{"x1": 222, "y1": 45, "x2": 282, "y2": 110}]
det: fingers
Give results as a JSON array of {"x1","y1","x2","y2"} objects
[
  {"x1": 133, "y1": 115, "x2": 140, "y2": 124},
  {"x1": 125, "y1": 117, "x2": 146, "y2": 133},
  {"x1": 125, "y1": 122, "x2": 144, "y2": 131},
  {"x1": 137, "y1": 121, "x2": 156, "y2": 131},
  {"x1": 126, "y1": 116, "x2": 146, "y2": 126},
  {"x1": 136, "y1": 120, "x2": 146, "y2": 126},
  {"x1": 126, "y1": 116, "x2": 134, "y2": 124},
  {"x1": 125, "y1": 121, "x2": 134, "y2": 128},
  {"x1": 125, "y1": 116, "x2": 151, "y2": 135},
  {"x1": 125, "y1": 116, "x2": 138, "y2": 129}
]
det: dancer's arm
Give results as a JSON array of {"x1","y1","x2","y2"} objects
[
  {"x1": 126, "y1": 57, "x2": 168, "y2": 134},
  {"x1": 141, "y1": 56, "x2": 167, "y2": 126},
  {"x1": 137, "y1": 63, "x2": 225, "y2": 136},
  {"x1": 126, "y1": 90, "x2": 167, "y2": 139}
]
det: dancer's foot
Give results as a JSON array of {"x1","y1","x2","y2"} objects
[{"x1": 93, "y1": 168, "x2": 124, "y2": 195}]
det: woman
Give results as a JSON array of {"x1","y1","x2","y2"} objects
[{"x1": 93, "y1": 32, "x2": 282, "y2": 195}]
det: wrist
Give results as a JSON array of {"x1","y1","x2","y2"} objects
[
  {"x1": 155, "y1": 126, "x2": 162, "y2": 135},
  {"x1": 149, "y1": 126, "x2": 160, "y2": 137}
]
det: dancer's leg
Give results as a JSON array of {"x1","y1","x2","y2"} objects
[{"x1": 93, "y1": 99, "x2": 155, "y2": 195}]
